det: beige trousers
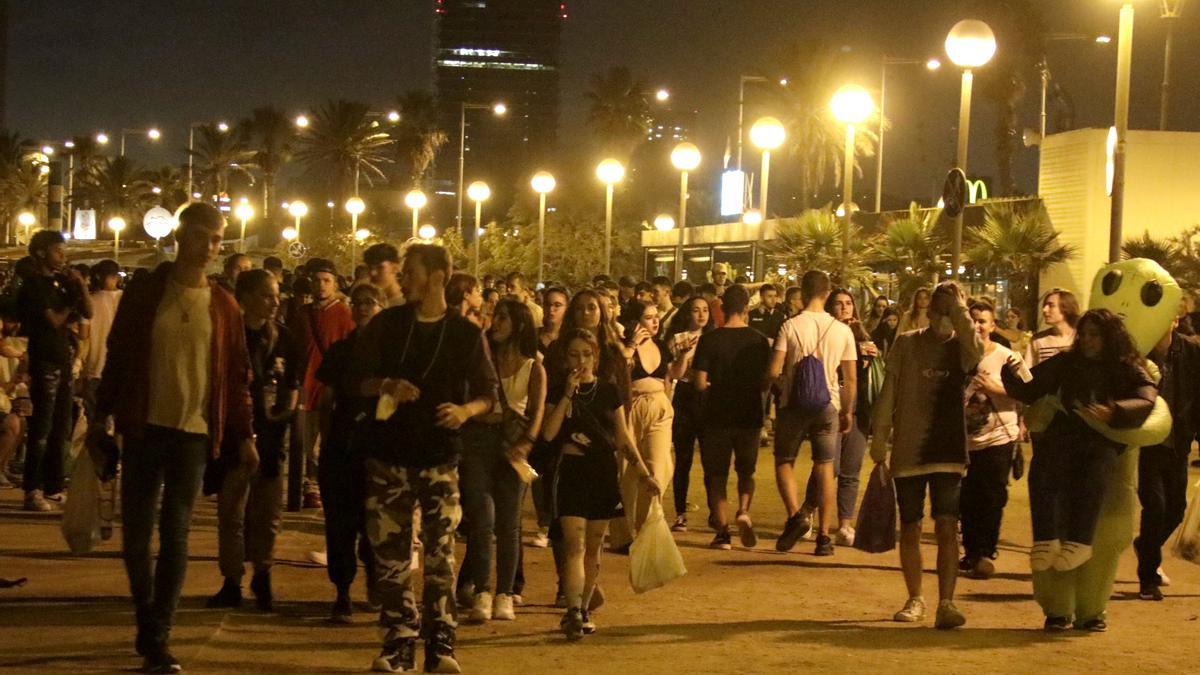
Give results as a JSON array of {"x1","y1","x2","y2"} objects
[
  {"x1": 611, "y1": 389, "x2": 675, "y2": 548},
  {"x1": 217, "y1": 464, "x2": 284, "y2": 579}
]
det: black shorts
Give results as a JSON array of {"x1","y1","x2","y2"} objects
[
  {"x1": 700, "y1": 426, "x2": 760, "y2": 479},
  {"x1": 555, "y1": 453, "x2": 622, "y2": 521},
  {"x1": 894, "y1": 472, "x2": 962, "y2": 524}
]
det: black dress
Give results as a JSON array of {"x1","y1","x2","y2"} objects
[{"x1": 553, "y1": 380, "x2": 623, "y2": 521}]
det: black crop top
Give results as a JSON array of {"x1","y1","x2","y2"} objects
[{"x1": 631, "y1": 338, "x2": 672, "y2": 381}]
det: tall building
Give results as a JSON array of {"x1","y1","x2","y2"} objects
[{"x1": 434, "y1": 0, "x2": 565, "y2": 228}]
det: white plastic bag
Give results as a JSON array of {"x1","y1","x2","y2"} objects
[
  {"x1": 1172, "y1": 477, "x2": 1200, "y2": 565},
  {"x1": 629, "y1": 498, "x2": 687, "y2": 593},
  {"x1": 61, "y1": 448, "x2": 101, "y2": 554}
]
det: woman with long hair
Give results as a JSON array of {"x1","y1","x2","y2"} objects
[
  {"x1": 863, "y1": 295, "x2": 891, "y2": 334},
  {"x1": 897, "y1": 287, "x2": 931, "y2": 333},
  {"x1": 870, "y1": 307, "x2": 901, "y2": 358},
  {"x1": 1001, "y1": 308, "x2": 1156, "y2": 630},
  {"x1": 665, "y1": 295, "x2": 715, "y2": 531},
  {"x1": 460, "y1": 298, "x2": 546, "y2": 623},
  {"x1": 541, "y1": 328, "x2": 660, "y2": 640}
]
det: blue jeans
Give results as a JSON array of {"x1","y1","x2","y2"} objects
[
  {"x1": 459, "y1": 424, "x2": 525, "y2": 595},
  {"x1": 23, "y1": 361, "x2": 73, "y2": 493},
  {"x1": 121, "y1": 425, "x2": 208, "y2": 648}
]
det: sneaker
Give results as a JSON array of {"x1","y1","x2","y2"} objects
[
  {"x1": 511, "y1": 594, "x2": 524, "y2": 607},
  {"x1": 736, "y1": 511, "x2": 757, "y2": 548},
  {"x1": 424, "y1": 625, "x2": 461, "y2": 673},
  {"x1": 302, "y1": 490, "x2": 322, "y2": 510},
  {"x1": 969, "y1": 557, "x2": 995, "y2": 580},
  {"x1": 1158, "y1": 566, "x2": 1171, "y2": 587},
  {"x1": 709, "y1": 530, "x2": 732, "y2": 550},
  {"x1": 329, "y1": 593, "x2": 353, "y2": 624},
  {"x1": 492, "y1": 593, "x2": 516, "y2": 621},
  {"x1": 1029, "y1": 540, "x2": 1060, "y2": 572},
  {"x1": 893, "y1": 597, "x2": 926, "y2": 622},
  {"x1": 371, "y1": 638, "x2": 416, "y2": 673},
  {"x1": 1053, "y1": 541, "x2": 1093, "y2": 571},
  {"x1": 958, "y1": 556, "x2": 976, "y2": 573},
  {"x1": 580, "y1": 609, "x2": 597, "y2": 634},
  {"x1": 469, "y1": 591, "x2": 493, "y2": 623},
  {"x1": 834, "y1": 525, "x2": 855, "y2": 548},
  {"x1": 307, "y1": 550, "x2": 328, "y2": 567},
  {"x1": 670, "y1": 514, "x2": 688, "y2": 532},
  {"x1": 22, "y1": 489, "x2": 52, "y2": 512},
  {"x1": 813, "y1": 534, "x2": 834, "y2": 557},
  {"x1": 934, "y1": 601, "x2": 966, "y2": 630},
  {"x1": 205, "y1": 578, "x2": 242, "y2": 609},
  {"x1": 775, "y1": 509, "x2": 812, "y2": 552},
  {"x1": 1043, "y1": 616, "x2": 1071, "y2": 632},
  {"x1": 1076, "y1": 618, "x2": 1107, "y2": 633},
  {"x1": 250, "y1": 570, "x2": 272, "y2": 612},
  {"x1": 142, "y1": 649, "x2": 182, "y2": 674},
  {"x1": 1138, "y1": 584, "x2": 1164, "y2": 601},
  {"x1": 561, "y1": 607, "x2": 585, "y2": 641},
  {"x1": 531, "y1": 528, "x2": 550, "y2": 548},
  {"x1": 44, "y1": 491, "x2": 66, "y2": 504}
]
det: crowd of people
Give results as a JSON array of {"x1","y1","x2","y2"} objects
[{"x1": 0, "y1": 202, "x2": 1196, "y2": 673}]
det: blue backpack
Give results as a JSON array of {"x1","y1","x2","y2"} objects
[{"x1": 787, "y1": 318, "x2": 834, "y2": 416}]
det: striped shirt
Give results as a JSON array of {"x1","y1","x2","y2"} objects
[{"x1": 1023, "y1": 328, "x2": 1075, "y2": 367}]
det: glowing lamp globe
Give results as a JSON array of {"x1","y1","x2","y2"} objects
[
  {"x1": 147, "y1": 128, "x2": 162, "y2": 140},
  {"x1": 467, "y1": 181, "x2": 491, "y2": 202},
  {"x1": 355, "y1": 228, "x2": 371, "y2": 242},
  {"x1": 16, "y1": 211, "x2": 35, "y2": 227},
  {"x1": 653, "y1": 214, "x2": 676, "y2": 231},
  {"x1": 418, "y1": 224, "x2": 437, "y2": 240},
  {"x1": 404, "y1": 189, "x2": 427, "y2": 210},
  {"x1": 830, "y1": 85, "x2": 875, "y2": 125},
  {"x1": 235, "y1": 203, "x2": 254, "y2": 222},
  {"x1": 108, "y1": 216, "x2": 127, "y2": 233},
  {"x1": 742, "y1": 209, "x2": 764, "y2": 226},
  {"x1": 596, "y1": 158, "x2": 625, "y2": 184},
  {"x1": 945, "y1": 20, "x2": 997, "y2": 69},
  {"x1": 281, "y1": 226, "x2": 298, "y2": 241},
  {"x1": 492, "y1": 103, "x2": 508, "y2": 115},
  {"x1": 750, "y1": 117, "x2": 786, "y2": 150},
  {"x1": 531, "y1": 171, "x2": 556, "y2": 194},
  {"x1": 345, "y1": 197, "x2": 366, "y2": 216},
  {"x1": 670, "y1": 143, "x2": 701, "y2": 171},
  {"x1": 288, "y1": 201, "x2": 308, "y2": 218}
]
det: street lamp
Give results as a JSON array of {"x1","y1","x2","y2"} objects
[
  {"x1": 596, "y1": 158, "x2": 625, "y2": 276},
  {"x1": 670, "y1": 143, "x2": 701, "y2": 279},
  {"x1": 750, "y1": 116, "x2": 785, "y2": 281},
  {"x1": 945, "y1": 18, "x2": 997, "y2": 279},
  {"x1": 467, "y1": 181, "x2": 491, "y2": 277},
  {"x1": 876, "y1": 56, "x2": 941, "y2": 212},
  {"x1": 355, "y1": 228, "x2": 370, "y2": 242},
  {"x1": 281, "y1": 226, "x2": 298, "y2": 242},
  {"x1": 418, "y1": 224, "x2": 438, "y2": 241},
  {"x1": 831, "y1": 85, "x2": 874, "y2": 282},
  {"x1": 655, "y1": 89, "x2": 671, "y2": 102},
  {"x1": 294, "y1": 114, "x2": 309, "y2": 129},
  {"x1": 345, "y1": 196, "x2": 365, "y2": 264},
  {"x1": 457, "y1": 102, "x2": 507, "y2": 240},
  {"x1": 120, "y1": 127, "x2": 161, "y2": 157},
  {"x1": 108, "y1": 216, "x2": 126, "y2": 261},
  {"x1": 404, "y1": 189, "x2": 427, "y2": 239},
  {"x1": 95, "y1": 132, "x2": 110, "y2": 146},
  {"x1": 531, "y1": 171, "x2": 556, "y2": 285},
  {"x1": 235, "y1": 201, "x2": 254, "y2": 253},
  {"x1": 17, "y1": 211, "x2": 35, "y2": 243},
  {"x1": 288, "y1": 200, "x2": 308, "y2": 241},
  {"x1": 653, "y1": 214, "x2": 676, "y2": 232},
  {"x1": 1108, "y1": 2, "x2": 1135, "y2": 262},
  {"x1": 742, "y1": 209, "x2": 763, "y2": 226}
]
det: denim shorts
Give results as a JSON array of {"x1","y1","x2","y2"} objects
[
  {"x1": 773, "y1": 404, "x2": 839, "y2": 464},
  {"x1": 894, "y1": 472, "x2": 962, "y2": 524}
]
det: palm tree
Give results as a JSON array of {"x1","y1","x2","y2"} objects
[
  {"x1": 392, "y1": 91, "x2": 447, "y2": 188},
  {"x1": 187, "y1": 123, "x2": 255, "y2": 198},
  {"x1": 584, "y1": 66, "x2": 651, "y2": 158},
  {"x1": 0, "y1": 131, "x2": 34, "y2": 242},
  {"x1": 143, "y1": 165, "x2": 188, "y2": 211},
  {"x1": 294, "y1": 99, "x2": 394, "y2": 210},
  {"x1": 869, "y1": 202, "x2": 947, "y2": 298},
  {"x1": 768, "y1": 206, "x2": 873, "y2": 286},
  {"x1": 1122, "y1": 229, "x2": 1200, "y2": 291},
  {"x1": 74, "y1": 155, "x2": 156, "y2": 228},
  {"x1": 966, "y1": 201, "x2": 1074, "y2": 320},
  {"x1": 242, "y1": 106, "x2": 295, "y2": 224}
]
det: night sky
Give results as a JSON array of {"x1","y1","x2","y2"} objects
[{"x1": 8, "y1": 1, "x2": 1199, "y2": 207}]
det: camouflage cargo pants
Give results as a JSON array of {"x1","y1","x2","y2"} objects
[{"x1": 365, "y1": 458, "x2": 462, "y2": 642}]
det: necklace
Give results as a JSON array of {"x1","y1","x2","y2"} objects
[
  {"x1": 171, "y1": 282, "x2": 207, "y2": 324},
  {"x1": 574, "y1": 380, "x2": 599, "y2": 406}
]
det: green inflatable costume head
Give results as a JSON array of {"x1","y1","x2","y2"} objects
[{"x1": 1088, "y1": 258, "x2": 1182, "y2": 356}]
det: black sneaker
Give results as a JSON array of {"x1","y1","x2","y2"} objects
[
  {"x1": 580, "y1": 609, "x2": 597, "y2": 634},
  {"x1": 424, "y1": 625, "x2": 461, "y2": 673},
  {"x1": 142, "y1": 649, "x2": 181, "y2": 674},
  {"x1": 205, "y1": 579, "x2": 242, "y2": 609},
  {"x1": 1076, "y1": 618, "x2": 1107, "y2": 633},
  {"x1": 958, "y1": 556, "x2": 976, "y2": 573},
  {"x1": 709, "y1": 530, "x2": 732, "y2": 550},
  {"x1": 371, "y1": 638, "x2": 416, "y2": 673},
  {"x1": 775, "y1": 510, "x2": 812, "y2": 552},
  {"x1": 330, "y1": 592, "x2": 353, "y2": 624},
  {"x1": 561, "y1": 607, "x2": 585, "y2": 641},
  {"x1": 1043, "y1": 616, "x2": 1071, "y2": 632},
  {"x1": 813, "y1": 534, "x2": 834, "y2": 557},
  {"x1": 1139, "y1": 584, "x2": 1164, "y2": 601},
  {"x1": 250, "y1": 570, "x2": 273, "y2": 612}
]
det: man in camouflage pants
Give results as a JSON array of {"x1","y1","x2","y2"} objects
[{"x1": 352, "y1": 244, "x2": 497, "y2": 674}]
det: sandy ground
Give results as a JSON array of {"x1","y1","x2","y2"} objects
[{"x1": 1, "y1": 448, "x2": 1198, "y2": 674}]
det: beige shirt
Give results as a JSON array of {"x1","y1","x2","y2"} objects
[
  {"x1": 84, "y1": 289, "x2": 122, "y2": 380},
  {"x1": 147, "y1": 281, "x2": 212, "y2": 435}
]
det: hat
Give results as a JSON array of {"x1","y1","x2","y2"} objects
[{"x1": 306, "y1": 258, "x2": 338, "y2": 278}]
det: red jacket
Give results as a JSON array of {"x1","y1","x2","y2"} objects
[
  {"x1": 295, "y1": 298, "x2": 355, "y2": 410},
  {"x1": 95, "y1": 263, "x2": 253, "y2": 458}
]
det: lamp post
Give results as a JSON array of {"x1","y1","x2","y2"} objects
[
  {"x1": 467, "y1": 181, "x2": 491, "y2": 277},
  {"x1": 120, "y1": 127, "x2": 161, "y2": 157},
  {"x1": 1160, "y1": 1, "x2": 1187, "y2": 130},
  {"x1": 234, "y1": 201, "x2": 254, "y2": 253},
  {"x1": 876, "y1": 57, "x2": 941, "y2": 212},
  {"x1": 945, "y1": 19, "x2": 997, "y2": 279},
  {"x1": 404, "y1": 189, "x2": 427, "y2": 240},
  {"x1": 457, "y1": 102, "x2": 507, "y2": 238},
  {"x1": 668, "y1": 143, "x2": 701, "y2": 280},
  {"x1": 596, "y1": 159, "x2": 625, "y2": 276},
  {"x1": 750, "y1": 117, "x2": 784, "y2": 280},
  {"x1": 831, "y1": 85, "x2": 875, "y2": 282},
  {"x1": 1109, "y1": 2, "x2": 1135, "y2": 262},
  {"x1": 17, "y1": 211, "x2": 35, "y2": 243},
  {"x1": 288, "y1": 200, "x2": 308, "y2": 242},
  {"x1": 531, "y1": 171, "x2": 556, "y2": 285},
  {"x1": 418, "y1": 224, "x2": 438, "y2": 241},
  {"x1": 345, "y1": 196, "x2": 365, "y2": 264},
  {"x1": 108, "y1": 216, "x2": 126, "y2": 261}
]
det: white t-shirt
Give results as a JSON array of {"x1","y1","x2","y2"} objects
[
  {"x1": 774, "y1": 311, "x2": 857, "y2": 411},
  {"x1": 964, "y1": 344, "x2": 1021, "y2": 450},
  {"x1": 147, "y1": 281, "x2": 212, "y2": 435},
  {"x1": 84, "y1": 289, "x2": 122, "y2": 380}
]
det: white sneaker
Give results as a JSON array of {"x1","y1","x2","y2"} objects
[
  {"x1": 531, "y1": 528, "x2": 550, "y2": 548},
  {"x1": 834, "y1": 525, "x2": 856, "y2": 547},
  {"x1": 1158, "y1": 566, "x2": 1171, "y2": 587},
  {"x1": 23, "y1": 489, "x2": 52, "y2": 512},
  {"x1": 1053, "y1": 541, "x2": 1093, "y2": 571},
  {"x1": 469, "y1": 591, "x2": 493, "y2": 622},
  {"x1": 1029, "y1": 540, "x2": 1060, "y2": 572},
  {"x1": 492, "y1": 593, "x2": 516, "y2": 621},
  {"x1": 893, "y1": 596, "x2": 927, "y2": 622},
  {"x1": 307, "y1": 550, "x2": 328, "y2": 567},
  {"x1": 511, "y1": 594, "x2": 524, "y2": 606}
]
